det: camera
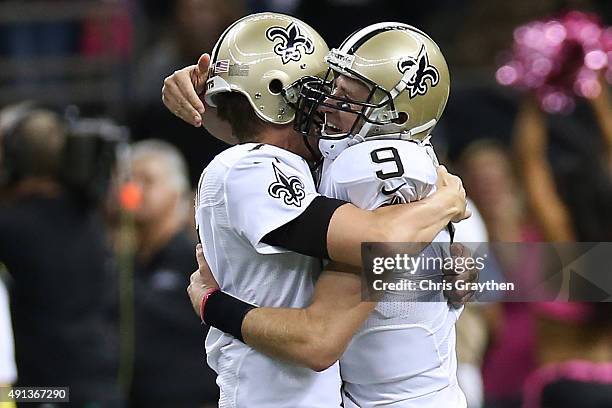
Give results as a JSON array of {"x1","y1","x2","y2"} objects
[{"x1": 0, "y1": 103, "x2": 128, "y2": 207}]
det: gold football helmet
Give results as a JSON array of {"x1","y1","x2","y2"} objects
[
  {"x1": 301, "y1": 23, "x2": 450, "y2": 159},
  {"x1": 204, "y1": 12, "x2": 329, "y2": 130}
]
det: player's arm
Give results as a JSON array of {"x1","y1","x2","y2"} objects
[
  {"x1": 242, "y1": 264, "x2": 373, "y2": 371},
  {"x1": 328, "y1": 166, "x2": 466, "y2": 265},
  {"x1": 161, "y1": 54, "x2": 238, "y2": 144},
  {"x1": 189, "y1": 243, "x2": 478, "y2": 372},
  {"x1": 242, "y1": 247, "x2": 479, "y2": 367},
  {"x1": 514, "y1": 97, "x2": 574, "y2": 241},
  {"x1": 188, "y1": 245, "x2": 373, "y2": 371},
  {"x1": 262, "y1": 165, "x2": 469, "y2": 267},
  {"x1": 224, "y1": 151, "x2": 468, "y2": 268}
]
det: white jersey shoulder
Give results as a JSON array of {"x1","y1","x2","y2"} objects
[
  {"x1": 320, "y1": 139, "x2": 438, "y2": 210},
  {"x1": 197, "y1": 143, "x2": 319, "y2": 254}
]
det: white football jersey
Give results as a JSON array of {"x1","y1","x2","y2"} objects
[
  {"x1": 195, "y1": 143, "x2": 341, "y2": 408},
  {"x1": 320, "y1": 139, "x2": 466, "y2": 408},
  {"x1": 0, "y1": 278, "x2": 17, "y2": 384}
]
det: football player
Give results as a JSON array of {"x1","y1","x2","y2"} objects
[
  {"x1": 310, "y1": 23, "x2": 467, "y2": 407},
  {"x1": 166, "y1": 13, "x2": 470, "y2": 408},
  {"x1": 187, "y1": 22, "x2": 470, "y2": 407}
]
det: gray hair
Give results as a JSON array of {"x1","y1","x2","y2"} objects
[{"x1": 130, "y1": 139, "x2": 190, "y2": 194}]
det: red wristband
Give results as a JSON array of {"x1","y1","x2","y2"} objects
[{"x1": 200, "y1": 288, "x2": 220, "y2": 322}]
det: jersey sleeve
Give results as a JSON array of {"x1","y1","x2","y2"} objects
[
  {"x1": 326, "y1": 141, "x2": 438, "y2": 210},
  {"x1": 225, "y1": 149, "x2": 320, "y2": 254}
]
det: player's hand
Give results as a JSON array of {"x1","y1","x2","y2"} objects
[
  {"x1": 162, "y1": 53, "x2": 211, "y2": 127},
  {"x1": 443, "y1": 243, "x2": 479, "y2": 308},
  {"x1": 187, "y1": 243, "x2": 220, "y2": 319},
  {"x1": 436, "y1": 166, "x2": 470, "y2": 222}
]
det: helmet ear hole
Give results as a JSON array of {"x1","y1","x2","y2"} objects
[
  {"x1": 268, "y1": 79, "x2": 283, "y2": 95},
  {"x1": 393, "y1": 112, "x2": 409, "y2": 125}
]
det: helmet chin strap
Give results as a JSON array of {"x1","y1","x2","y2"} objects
[
  {"x1": 318, "y1": 117, "x2": 436, "y2": 160},
  {"x1": 358, "y1": 119, "x2": 438, "y2": 142},
  {"x1": 318, "y1": 122, "x2": 369, "y2": 160}
]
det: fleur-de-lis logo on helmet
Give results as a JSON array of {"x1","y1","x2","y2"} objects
[
  {"x1": 397, "y1": 45, "x2": 440, "y2": 99},
  {"x1": 268, "y1": 162, "x2": 306, "y2": 207},
  {"x1": 266, "y1": 22, "x2": 315, "y2": 65}
]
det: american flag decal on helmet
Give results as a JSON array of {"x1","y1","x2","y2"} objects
[{"x1": 214, "y1": 59, "x2": 230, "y2": 74}]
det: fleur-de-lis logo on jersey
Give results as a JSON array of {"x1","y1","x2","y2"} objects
[
  {"x1": 266, "y1": 22, "x2": 315, "y2": 64},
  {"x1": 268, "y1": 162, "x2": 306, "y2": 207},
  {"x1": 397, "y1": 45, "x2": 440, "y2": 99}
]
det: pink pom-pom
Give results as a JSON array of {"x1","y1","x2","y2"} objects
[{"x1": 496, "y1": 10, "x2": 611, "y2": 114}]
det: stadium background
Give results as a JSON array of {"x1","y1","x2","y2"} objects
[{"x1": 0, "y1": 0, "x2": 611, "y2": 407}]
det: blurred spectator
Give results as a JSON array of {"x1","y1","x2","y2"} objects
[
  {"x1": 0, "y1": 105, "x2": 121, "y2": 406},
  {"x1": 458, "y1": 141, "x2": 539, "y2": 408},
  {"x1": 514, "y1": 93, "x2": 612, "y2": 242},
  {"x1": 460, "y1": 140, "x2": 534, "y2": 242},
  {"x1": 126, "y1": 140, "x2": 218, "y2": 407},
  {"x1": 513, "y1": 80, "x2": 612, "y2": 407}
]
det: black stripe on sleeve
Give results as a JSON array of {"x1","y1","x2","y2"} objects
[{"x1": 262, "y1": 196, "x2": 348, "y2": 259}]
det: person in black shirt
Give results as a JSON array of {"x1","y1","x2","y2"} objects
[
  {"x1": 127, "y1": 139, "x2": 217, "y2": 408},
  {"x1": 0, "y1": 107, "x2": 121, "y2": 407}
]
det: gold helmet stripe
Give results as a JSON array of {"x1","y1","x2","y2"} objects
[{"x1": 210, "y1": 17, "x2": 245, "y2": 64}]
